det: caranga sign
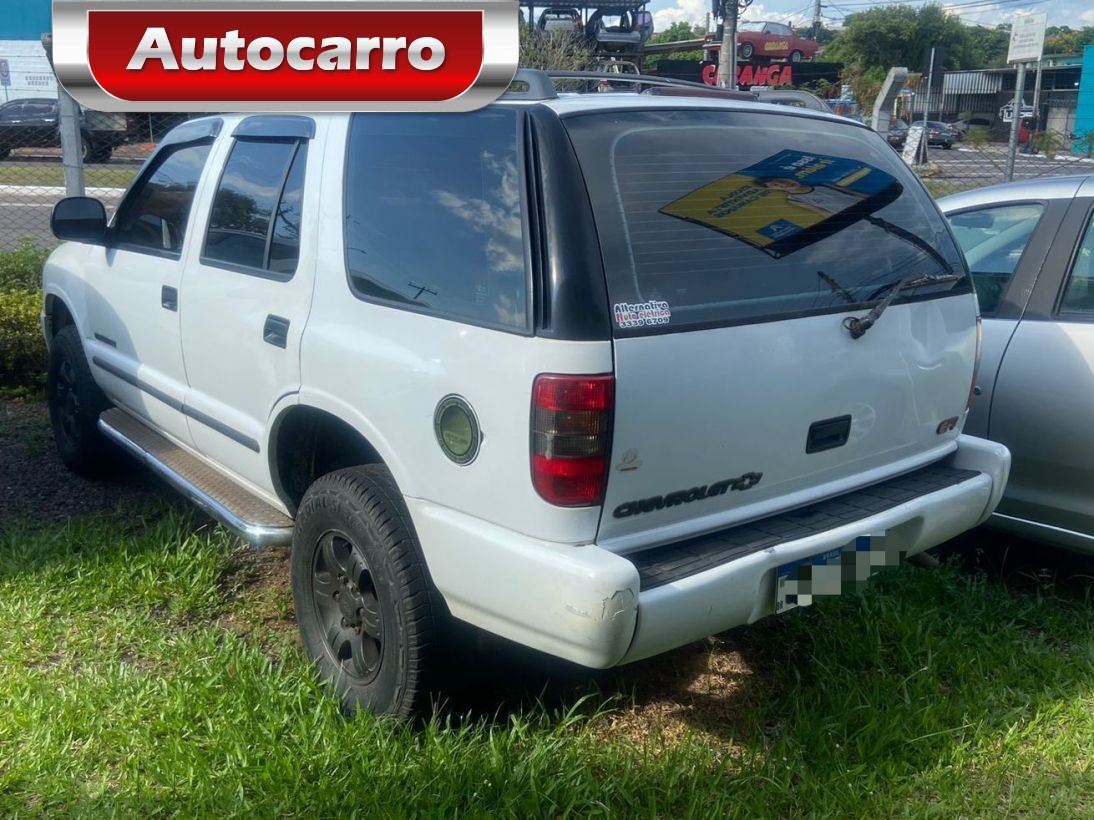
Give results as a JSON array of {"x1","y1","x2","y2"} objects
[{"x1": 51, "y1": 0, "x2": 518, "y2": 111}]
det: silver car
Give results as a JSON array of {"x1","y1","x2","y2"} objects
[{"x1": 941, "y1": 175, "x2": 1094, "y2": 554}]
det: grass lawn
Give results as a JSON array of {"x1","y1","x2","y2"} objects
[
  {"x1": 0, "y1": 399, "x2": 1091, "y2": 815},
  {"x1": 0, "y1": 507, "x2": 1090, "y2": 816},
  {"x1": 0, "y1": 164, "x2": 137, "y2": 189}
]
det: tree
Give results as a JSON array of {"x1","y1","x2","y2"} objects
[
  {"x1": 965, "y1": 24, "x2": 1010, "y2": 69},
  {"x1": 644, "y1": 21, "x2": 706, "y2": 70},
  {"x1": 518, "y1": 29, "x2": 593, "y2": 71},
  {"x1": 793, "y1": 23, "x2": 838, "y2": 47},
  {"x1": 1044, "y1": 26, "x2": 1094, "y2": 55},
  {"x1": 825, "y1": 4, "x2": 980, "y2": 74}
]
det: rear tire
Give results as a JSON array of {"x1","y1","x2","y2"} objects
[
  {"x1": 47, "y1": 325, "x2": 114, "y2": 476},
  {"x1": 789, "y1": 50, "x2": 803, "y2": 63},
  {"x1": 291, "y1": 465, "x2": 446, "y2": 719}
]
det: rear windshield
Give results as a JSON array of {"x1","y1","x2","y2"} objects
[{"x1": 563, "y1": 109, "x2": 968, "y2": 335}]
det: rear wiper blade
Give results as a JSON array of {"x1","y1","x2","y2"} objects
[{"x1": 843, "y1": 273, "x2": 963, "y2": 339}]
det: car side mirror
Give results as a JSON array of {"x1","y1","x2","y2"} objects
[{"x1": 51, "y1": 196, "x2": 107, "y2": 244}]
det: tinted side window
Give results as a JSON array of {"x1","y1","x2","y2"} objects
[
  {"x1": 344, "y1": 110, "x2": 528, "y2": 330},
  {"x1": 1059, "y1": 211, "x2": 1094, "y2": 316},
  {"x1": 204, "y1": 139, "x2": 306, "y2": 275},
  {"x1": 114, "y1": 141, "x2": 212, "y2": 256},
  {"x1": 948, "y1": 203, "x2": 1044, "y2": 316},
  {"x1": 269, "y1": 146, "x2": 306, "y2": 275}
]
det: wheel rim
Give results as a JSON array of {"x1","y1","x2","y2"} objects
[
  {"x1": 54, "y1": 358, "x2": 81, "y2": 445},
  {"x1": 311, "y1": 529, "x2": 383, "y2": 683}
]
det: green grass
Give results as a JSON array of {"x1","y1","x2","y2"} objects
[
  {"x1": 0, "y1": 164, "x2": 136, "y2": 189},
  {"x1": 0, "y1": 506, "x2": 1091, "y2": 816}
]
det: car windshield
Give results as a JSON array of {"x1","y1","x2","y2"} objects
[
  {"x1": 563, "y1": 109, "x2": 967, "y2": 335},
  {"x1": 738, "y1": 21, "x2": 764, "y2": 31}
]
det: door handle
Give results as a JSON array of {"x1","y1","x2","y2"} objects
[
  {"x1": 263, "y1": 315, "x2": 290, "y2": 349},
  {"x1": 161, "y1": 285, "x2": 178, "y2": 311}
]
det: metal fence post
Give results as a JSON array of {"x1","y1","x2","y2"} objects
[
  {"x1": 57, "y1": 89, "x2": 85, "y2": 197},
  {"x1": 1004, "y1": 62, "x2": 1026, "y2": 182}
]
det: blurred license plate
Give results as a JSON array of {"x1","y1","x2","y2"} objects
[{"x1": 776, "y1": 535, "x2": 895, "y2": 614}]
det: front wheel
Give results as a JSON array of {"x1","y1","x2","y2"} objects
[
  {"x1": 291, "y1": 465, "x2": 447, "y2": 718},
  {"x1": 47, "y1": 325, "x2": 114, "y2": 476},
  {"x1": 739, "y1": 42, "x2": 754, "y2": 60}
]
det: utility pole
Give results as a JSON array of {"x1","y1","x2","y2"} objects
[
  {"x1": 812, "y1": 0, "x2": 821, "y2": 41},
  {"x1": 919, "y1": 46, "x2": 935, "y2": 165},
  {"x1": 1031, "y1": 58, "x2": 1043, "y2": 133},
  {"x1": 40, "y1": 33, "x2": 84, "y2": 197},
  {"x1": 1004, "y1": 61, "x2": 1026, "y2": 181},
  {"x1": 715, "y1": 0, "x2": 752, "y2": 89},
  {"x1": 715, "y1": 0, "x2": 738, "y2": 88}
]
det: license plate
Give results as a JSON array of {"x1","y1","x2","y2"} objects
[{"x1": 775, "y1": 535, "x2": 898, "y2": 614}]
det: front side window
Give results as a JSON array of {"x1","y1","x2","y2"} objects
[
  {"x1": 1058, "y1": 210, "x2": 1094, "y2": 316},
  {"x1": 204, "y1": 139, "x2": 306, "y2": 275},
  {"x1": 947, "y1": 203, "x2": 1044, "y2": 316},
  {"x1": 565, "y1": 109, "x2": 967, "y2": 335},
  {"x1": 114, "y1": 140, "x2": 211, "y2": 255},
  {"x1": 344, "y1": 110, "x2": 528, "y2": 330}
]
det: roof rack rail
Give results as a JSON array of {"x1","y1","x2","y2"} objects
[{"x1": 502, "y1": 69, "x2": 755, "y2": 101}]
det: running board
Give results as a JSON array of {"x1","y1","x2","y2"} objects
[{"x1": 99, "y1": 408, "x2": 294, "y2": 547}]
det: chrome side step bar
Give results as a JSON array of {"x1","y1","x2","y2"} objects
[{"x1": 99, "y1": 408, "x2": 294, "y2": 547}]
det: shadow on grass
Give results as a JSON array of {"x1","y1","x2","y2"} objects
[{"x1": 432, "y1": 529, "x2": 1094, "y2": 791}]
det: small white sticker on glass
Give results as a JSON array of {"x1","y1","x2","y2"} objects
[{"x1": 613, "y1": 300, "x2": 671, "y2": 329}]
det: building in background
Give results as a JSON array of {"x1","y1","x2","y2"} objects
[
  {"x1": 1078, "y1": 45, "x2": 1094, "y2": 153},
  {"x1": 1, "y1": 0, "x2": 56, "y2": 102}
]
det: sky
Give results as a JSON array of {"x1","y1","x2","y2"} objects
[{"x1": 648, "y1": 0, "x2": 1094, "y2": 35}]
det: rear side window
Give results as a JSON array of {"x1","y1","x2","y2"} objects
[
  {"x1": 564, "y1": 110, "x2": 968, "y2": 335},
  {"x1": 947, "y1": 203, "x2": 1044, "y2": 316},
  {"x1": 344, "y1": 110, "x2": 528, "y2": 331},
  {"x1": 204, "y1": 139, "x2": 307, "y2": 276},
  {"x1": 1059, "y1": 210, "x2": 1094, "y2": 317},
  {"x1": 114, "y1": 140, "x2": 212, "y2": 256}
]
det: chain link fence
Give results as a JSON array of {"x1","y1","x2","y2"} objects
[
  {"x1": 908, "y1": 127, "x2": 1094, "y2": 199},
  {"x1": 0, "y1": 102, "x2": 191, "y2": 250}
]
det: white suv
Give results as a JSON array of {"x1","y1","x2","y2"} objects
[{"x1": 42, "y1": 72, "x2": 1010, "y2": 718}]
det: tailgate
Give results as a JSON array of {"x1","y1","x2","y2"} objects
[{"x1": 560, "y1": 107, "x2": 976, "y2": 546}]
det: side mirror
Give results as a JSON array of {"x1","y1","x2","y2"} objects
[{"x1": 51, "y1": 196, "x2": 107, "y2": 244}]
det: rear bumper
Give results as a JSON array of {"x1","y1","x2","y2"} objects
[{"x1": 409, "y1": 435, "x2": 1009, "y2": 669}]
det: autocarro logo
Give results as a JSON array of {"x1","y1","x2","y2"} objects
[{"x1": 51, "y1": 0, "x2": 518, "y2": 112}]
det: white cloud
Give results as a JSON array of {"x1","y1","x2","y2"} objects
[
  {"x1": 652, "y1": 1, "x2": 809, "y2": 33},
  {"x1": 1081, "y1": 9, "x2": 1094, "y2": 23},
  {"x1": 651, "y1": 0, "x2": 711, "y2": 32}
]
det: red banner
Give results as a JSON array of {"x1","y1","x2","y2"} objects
[{"x1": 85, "y1": 9, "x2": 484, "y2": 102}]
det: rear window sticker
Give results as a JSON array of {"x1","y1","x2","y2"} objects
[
  {"x1": 658, "y1": 149, "x2": 901, "y2": 258},
  {"x1": 614, "y1": 300, "x2": 671, "y2": 329}
]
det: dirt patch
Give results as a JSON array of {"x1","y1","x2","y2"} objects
[
  {"x1": 0, "y1": 399, "x2": 159, "y2": 528},
  {"x1": 218, "y1": 547, "x2": 299, "y2": 659}
]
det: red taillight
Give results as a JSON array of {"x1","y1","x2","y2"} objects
[{"x1": 531, "y1": 374, "x2": 614, "y2": 506}]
